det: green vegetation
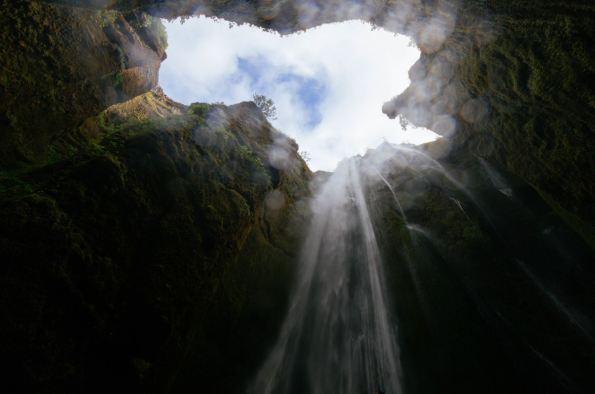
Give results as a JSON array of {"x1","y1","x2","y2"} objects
[
  {"x1": 298, "y1": 150, "x2": 311, "y2": 163},
  {"x1": 98, "y1": 9, "x2": 119, "y2": 28},
  {"x1": 0, "y1": 93, "x2": 310, "y2": 393},
  {"x1": 253, "y1": 93, "x2": 278, "y2": 120},
  {"x1": 452, "y1": 2, "x2": 595, "y2": 227},
  {"x1": 111, "y1": 71, "x2": 124, "y2": 90},
  {"x1": 0, "y1": 2, "x2": 167, "y2": 169},
  {"x1": 188, "y1": 102, "x2": 210, "y2": 118},
  {"x1": 152, "y1": 16, "x2": 168, "y2": 49}
]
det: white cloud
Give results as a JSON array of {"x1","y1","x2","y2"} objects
[{"x1": 159, "y1": 16, "x2": 439, "y2": 171}]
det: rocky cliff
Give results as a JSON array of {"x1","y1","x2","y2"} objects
[
  {"x1": 383, "y1": 1, "x2": 595, "y2": 251},
  {"x1": 0, "y1": 0, "x2": 166, "y2": 167},
  {"x1": 360, "y1": 142, "x2": 595, "y2": 394},
  {"x1": 0, "y1": 87, "x2": 310, "y2": 392}
]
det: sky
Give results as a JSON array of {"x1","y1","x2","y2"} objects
[{"x1": 159, "y1": 17, "x2": 439, "y2": 171}]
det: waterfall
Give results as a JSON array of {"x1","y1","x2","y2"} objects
[
  {"x1": 374, "y1": 169, "x2": 408, "y2": 223},
  {"x1": 251, "y1": 158, "x2": 402, "y2": 394}
]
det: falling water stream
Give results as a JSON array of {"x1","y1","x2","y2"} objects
[
  {"x1": 251, "y1": 158, "x2": 402, "y2": 394},
  {"x1": 249, "y1": 141, "x2": 595, "y2": 393}
]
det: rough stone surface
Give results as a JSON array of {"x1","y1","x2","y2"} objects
[
  {"x1": 0, "y1": 0, "x2": 166, "y2": 168},
  {"x1": 0, "y1": 91, "x2": 310, "y2": 393}
]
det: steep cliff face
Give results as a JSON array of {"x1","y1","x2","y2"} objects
[
  {"x1": 0, "y1": 3, "x2": 314, "y2": 392},
  {"x1": 383, "y1": 1, "x2": 595, "y2": 248},
  {"x1": 359, "y1": 142, "x2": 595, "y2": 394},
  {"x1": 0, "y1": 0, "x2": 166, "y2": 168},
  {"x1": 0, "y1": 89, "x2": 311, "y2": 393}
]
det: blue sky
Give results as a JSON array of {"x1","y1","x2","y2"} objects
[
  {"x1": 159, "y1": 17, "x2": 439, "y2": 171},
  {"x1": 236, "y1": 57, "x2": 326, "y2": 128}
]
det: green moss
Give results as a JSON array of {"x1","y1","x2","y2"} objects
[
  {"x1": 454, "y1": 8, "x2": 595, "y2": 226},
  {"x1": 0, "y1": 2, "x2": 167, "y2": 169},
  {"x1": 98, "y1": 10, "x2": 119, "y2": 28},
  {"x1": 47, "y1": 143, "x2": 80, "y2": 165},
  {"x1": 111, "y1": 71, "x2": 124, "y2": 90},
  {"x1": 0, "y1": 94, "x2": 312, "y2": 391},
  {"x1": 152, "y1": 16, "x2": 168, "y2": 49},
  {"x1": 188, "y1": 102, "x2": 210, "y2": 119}
]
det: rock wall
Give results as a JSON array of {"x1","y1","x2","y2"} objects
[
  {"x1": 361, "y1": 142, "x2": 595, "y2": 394},
  {"x1": 0, "y1": 89, "x2": 311, "y2": 393},
  {"x1": 383, "y1": 1, "x2": 595, "y2": 248},
  {"x1": 0, "y1": 0, "x2": 166, "y2": 167}
]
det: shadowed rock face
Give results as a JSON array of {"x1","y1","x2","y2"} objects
[
  {"x1": 0, "y1": 0, "x2": 166, "y2": 167},
  {"x1": 0, "y1": 1, "x2": 594, "y2": 393},
  {"x1": 0, "y1": 91, "x2": 311, "y2": 393},
  {"x1": 360, "y1": 142, "x2": 595, "y2": 394},
  {"x1": 382, "y1": 2, "x2": 595, "y2": 246}
]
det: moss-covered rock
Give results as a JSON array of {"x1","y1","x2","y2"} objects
[
  {"x1": 0, "y1": 91, "x2": 311, "y2": 393},
  {"x1": 0, "y1": 0, "x2": 167, "y2": 168},
  {"x1": 360, "y1": 142, "x2": 595, "y2": 394},
  {"x1": 381, "y1": 1, "x2": 595, "y2": 244}
]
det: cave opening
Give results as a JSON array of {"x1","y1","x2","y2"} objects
[
  {"x1": 1, "y1": 1, "x2": 595, "y2": 393},
  {"x1": 158, "y1": 16, "x2": 440, "y2": 171}
]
